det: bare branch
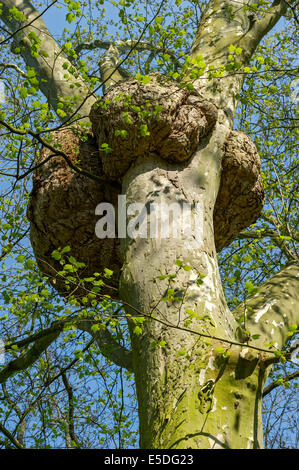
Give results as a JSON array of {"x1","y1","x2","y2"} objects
[
  {"x1": 0, "y1": 330, "x2": 60, "y2": 384},
  {"x1": 263, "y1": 369, "x2": 299, "y2": 397},
  {"x1": 77, "y1": 319, "x2": 133, "y2": 372},
  {"x1": 233, "y1": 262, "x2": 299, "y2": 352},
  {"x1": 284, "y1": 0, "x2": 299, "y2": 24},
  {"x1": 1, "y1": 384, "x2": 27, "y2": 445},
  {"x1": 0, "y1": 422, "x2": 24, "y2": 449},
  {"x1": 237, "y1": 229, "x2": 298, "y2": 260},
  {"x1": 0, "y1": 119, "x2": 105, "y2": 184},
  {"x1": 61, "y1": 371, "x2": 81, "y2": 448},
  {"x1": 2, "y1": 316, "x2": 133, "y2": 376},
  {"x1": 238, "y1": 229, "x2": 299, "y2": 243},
  {"x1": 75, "y1": 39, "x2": 181, "y2": 70}
]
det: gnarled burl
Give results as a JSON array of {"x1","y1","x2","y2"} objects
[{"x1": 28, "y1": 74, "x2": 264, "y2": 299}]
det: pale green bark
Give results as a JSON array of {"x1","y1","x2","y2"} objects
[
  {"x1": 189, "y1": 0, "x2": 289, "y2": 124},
  {"x1": 99, "y1": 44, "x2": 126, "y2": 93},
  {"x1": 118, "y1": 119, "x2": 268, "y2": 449},
  {"x1": 233, "y1": 262, "x2": 299, "y2": 351},
  {"x1": 1, "y1": 0, "x2": 96, "y2": 120}
]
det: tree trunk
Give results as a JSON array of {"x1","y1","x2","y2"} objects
[{"x1": 118, "y1": 116, "x2": 270, "y2": 448}]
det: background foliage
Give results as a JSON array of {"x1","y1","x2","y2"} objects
[{"x1": 0, "y1": 0, "x2": 298, "y2": 448}]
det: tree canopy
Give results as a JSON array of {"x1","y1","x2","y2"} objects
[{"x1": 0, "y1": 0, "x2": 298, "y2": 449}]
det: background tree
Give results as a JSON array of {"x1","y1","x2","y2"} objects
[{"x1": 0, "y1": 0, "x2": 298, "y2": 449}]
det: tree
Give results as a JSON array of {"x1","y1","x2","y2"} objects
[{"x1": 0, "y1": 0, "x2": 298, "y2": 449}]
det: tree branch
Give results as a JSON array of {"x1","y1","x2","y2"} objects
[
  {"x1": 0, "y1": 422, "x2": 24, "y2": 449},
  {"x1": 237, "y1": 229, "x2": 298, "y2": 260},
  {"x1": 284, "y1": 0, "x2": 299, "y2": 24},
  {"x1": 241, "y1": 0, "x2": 290, "y2": 59},
  {"x1": 76, "y1": 39, "x2": 181, "y2": 70},
  {"x1": 0, "y1": 330, "x2": 60, "y2": 384},
  {"x1": 0, "y1": 118, "x2": 106, "y2": 184},
  {"x1": 1, "y1": 384, "x2": 27, "y2": 445},
  {"x1": 61, "y1": 371, "x2": 81, "y2": 448},
  {"x1": 263, "y1": 369, "x2": 299, "y2": 397},
  {"x1": 77, "y1": 319, "x2": 133, "y2": 372},
  {"x1": 237, "y1": 229, "x2": 299, "y2": 243},
  {"x1": 1, "y1": 316, "x2": 133, "y2": 380},
  {"x1": 188, "y1": 0, "x2": 292, "y2": 120},
  {"x1": 0, "y1": 61, "x2": 27, "y2": 77},
  {"x1": 0, "y1": 0, "x2": 96, "y2": 120},
  {"x1": 98, "y1": 44, "x2": 127, "y2": 93},
  {"x1": 233, "y1": 262, "x2": 299, "y2": 352}
]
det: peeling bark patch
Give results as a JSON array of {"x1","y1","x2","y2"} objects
[
  {"x1": 199, "y1": 369, "x2": 206, "y2": 386},
  {"x1": 254, "y1": 300, "x2": 276, "y2": 323},
  {"x1": 207, "y1": 356, "x2": 216, "y2": 370},
  {"x1": 90, "y1": 73, "x2": 218, "y2": 180},
  {"x1": 247, "y1": 436, "x2": 254, "y2": 449},
  {"x1": 240, "y1": 348, "x2": 249, "y2": 358},
  {"x1": 213, "y1": 130, "x2": 264, "y2": 251}
]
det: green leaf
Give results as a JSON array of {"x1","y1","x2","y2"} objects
[
  {"x1": 251, "y1": 334, "x2": 261, "y2": 340},
  {"x1": 139, "y1": 124, "x2": 150, "y2": 137},
  {"x1": 19, "y1": 88, "x2": 28, "y2": 99},
  {"x1": 104, "y1": 268, "x2": 113, "y2": 278},
  {"x1": 215, "y1": 347, "x2": 226, "y2": 355},
  {"x1": 155, "y1": 16, "x2": 163, "y2": 24},
  {"x1": 66, "y1": 12, "x2": 76, "y2": 23},
  {"x1": 133, "y1": 326, "x2": 143, "y2": 336},
  {"x1": 183, "y1": 265, "x2": 192, "y2": 271},
  {"x1": 186, "y1": 83, "x2": 194, "y2": 90},
  {"x1": 57, "y1": 109, "x2": 67, "y2": 118},
  {"x1": 51, "y1": 250, "x2": 61, "y2": 261},
  {"x1": 9, "y1": 6, "x2": 26, "y2": 21},
  {"x1": 178, "y1": 349, "x2": 186, "y2": 356},
  {"x1": 185, "y1": 308, "x2": 195, "y2": 316}
]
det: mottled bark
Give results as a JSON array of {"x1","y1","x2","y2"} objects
[
  {"x1": 233, "y1": 262, "x2": 299, "y2": 351},
  {"x1": 1, "y1": 0, "x2": 96, "y2": 119}
]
